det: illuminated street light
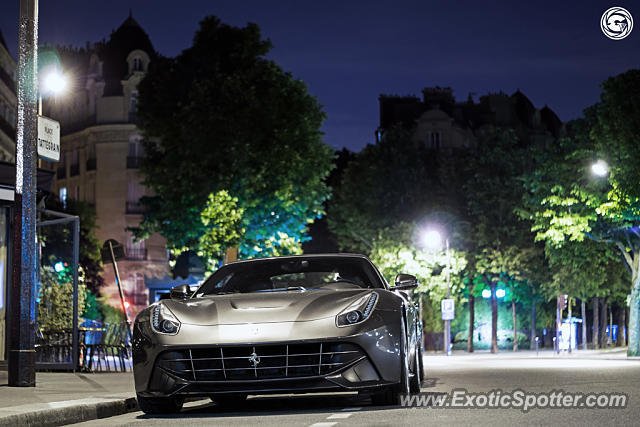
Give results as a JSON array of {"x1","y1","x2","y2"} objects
[
  {"x1": 496, "y1": 289, "x2": 506, "y2": 298},
  {"x1": 591, "y1": 160, "x2": 608, "y2": 177},
  {"x1": 482, "y1": 289, "x2": 491, "y2": 299},
  {"x1": 42, "y1": 70, "x2": 67, "y2": 94},
  {"x1": 421, "y1": 229, "x2": 442, "y2": 249}
]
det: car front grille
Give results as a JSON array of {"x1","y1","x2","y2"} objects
[{"x1": 157, "y1": 342, "x2": 365, "y2": 381}]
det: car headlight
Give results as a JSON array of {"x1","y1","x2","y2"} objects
[
  {"x1": 151, "y1": 303, "x2": 181, "y2": 335},
  {"x1": 336, "y1": 292, "x2": 378, "y2": 327}
]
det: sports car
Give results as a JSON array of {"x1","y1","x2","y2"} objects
[{"x1": 132, "y1": 253, "x2": 423, "y2": 414}]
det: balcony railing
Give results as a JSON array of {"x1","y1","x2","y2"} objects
[
  {"x1": 86, "y1": 158, "x2": 96, "y2": 171},
  {"x1": 70, "y1": 164, "x2": 80, "y2": 176},
  {"x1": 126, "y1": 248, "x2": 147, "y2": 261},
  {"x1": 126, "y1": 201, "x2": 145, "y2": 214},
  {"x1": 126, "y1": 156, "x2": 142, "y2": 169}
]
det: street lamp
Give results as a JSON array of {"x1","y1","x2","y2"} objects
[
  {"x1": 421, "y1": 228, "x2": 451, "y2": 356},
  {"x1": 39, "y1": 68, "x2": 67, "y2": 115},
  {"x1": 591, "y1": 160, "x2": 608, "y2": 177}
]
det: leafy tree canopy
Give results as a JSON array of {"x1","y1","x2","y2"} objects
[{"x1": 133, "y1": 16, "x2": 333, "y2": 261}]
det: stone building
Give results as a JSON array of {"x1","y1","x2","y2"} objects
[
  {"x1": 41, "y1": 14, "x2": 169, "y2": 319},
  {"x1": 0, "y1": 31, "x2": 16, "y2": 162},
  {"x1": 376, "y1": 86, "x2": 564, "y2": 150}
]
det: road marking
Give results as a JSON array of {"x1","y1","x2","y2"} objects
[
  {"x1": 309, "y1": 423, "x2": 337, "y2": 427},
  {"x1": 327, "y1": 413, "x2": 352, "y2": 419}
]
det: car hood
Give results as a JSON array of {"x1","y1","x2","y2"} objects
[{"x1": 163, "y1": 289, "x2": 374, "y2": 325}]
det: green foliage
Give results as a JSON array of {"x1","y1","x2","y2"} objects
[
  {"x1": 40, "y1": 198, "x2": 104, "y2": 294},
  {"x1": 98, "y1": 296, "x2": 126, "y2": 324},
  {"x1": 369, "y1": 222, "x2": 467, "y2": 300},
  {"x1": 82, "y1": 290, "x2": 102, "y2": 320},
  {"x1": 133, "y1": 16, "x2": 333, "y2": 260},
  {"x1": 37, "y1": 266, "x2": 87, "y2": 331},
  {"x1": 197, "y1": 190, "x2": 245, "y2": 269},
  {"x1": 519, "y1": 69, "x2": 640, "y2": 355}
]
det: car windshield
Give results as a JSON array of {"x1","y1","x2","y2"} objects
[{"x1": 195, "y1": 257, "x2": 384, "y2": 296}]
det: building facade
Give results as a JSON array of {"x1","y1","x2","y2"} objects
[
  {"x1": 43, "y1": 15, "x2": 169, "y2": 319},
  {"x1": 376, "y1": 86, "x2": 564, "y2": 150},
  {"x1": 0, "y1": 29, "x2": 16, "y2": 363}
]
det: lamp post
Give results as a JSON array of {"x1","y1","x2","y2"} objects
[
  {"x1": 422, "y1": 229, "x2": 452, "y2": 356},
  {"x1": 9, "y1": 0, "x2": 39, "y2": 387}
]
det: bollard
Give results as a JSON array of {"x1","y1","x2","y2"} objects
[{"x1": 535, "y1": 336, "x2": 539, "y2": 356}]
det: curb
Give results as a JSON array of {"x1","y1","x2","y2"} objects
[{"x1": 0, "y1": 396, "x2": 138, "y2": 427}]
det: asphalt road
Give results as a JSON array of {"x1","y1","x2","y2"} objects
[{"x1": 73, "y1": 350, "x2": 640, "y2": 426}]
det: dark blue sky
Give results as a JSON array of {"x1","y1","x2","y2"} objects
[{"x1": 0, "y1": 1, "x2": 638, "y2": 151}]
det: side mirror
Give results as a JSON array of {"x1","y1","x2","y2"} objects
[
  {"x1": 394, "y1": 273, "x2": 418, "y2": 290},
  {"x1": 170, "y1": 284, "x2": 193, "y2": 300}
]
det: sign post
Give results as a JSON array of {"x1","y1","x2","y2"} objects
[{"x1": 9, "y1": 0, "x2": 39, "y2": 387}]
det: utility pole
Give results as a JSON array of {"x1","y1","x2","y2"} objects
[
  {"x1": 9, "y1": 0, "x2": 39, "y2": 387},
  {"x1": 444, "y1": 238, "x2": 451, "y2": 356}
]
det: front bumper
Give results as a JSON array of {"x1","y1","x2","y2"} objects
[{"x1": 133, "y1": 312, "x2": 403, "y2": 397}]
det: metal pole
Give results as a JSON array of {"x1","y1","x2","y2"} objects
[
  {"x1": 108, "y1": 241, "x2": 131, "y2": 336},
  {"x1": 9, "y1": 0, "x2": 38, "y2": 387},
  {"x1": 72, "y1": 218, "x2": 79, "y2": 371},
  {"x1": 445, "y1": 238, "x2": 451, "y2": 356}
]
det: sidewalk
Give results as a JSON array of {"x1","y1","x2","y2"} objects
[
  {"x1": 425, "y1": 347, "x2": 639, "y2": 360},
  {"x1": 0, "y1": 371, "x2": 137, "y2": 426}
]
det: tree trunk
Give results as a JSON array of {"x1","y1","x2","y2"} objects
[
  {"x1": 629, "y1": 264, "x2": 640, "y2": 356},
  {"x1": 530, "y1": 300, "x2": 536, "y2": 350},
  {"x1": 599, "y1": 298, "x2": 608, "y2": 347},
  {"x1": 593, "y1": 297, "x2": 599, "y2": 349},
  {"x1": 622, "y1": 306, "x2": 627, "y2": 347},
  {"x1": 568, "y1": 296, "x2": 572, "y2": 353},
  {"x1": 467, "y1": 287, "x2": 475, "y2": 353},
  {"x1": 581, "y1": 299, "x2": 587, "y2": 350},
  {"x1": 512, "y1": 299, "x2": 517, "y2": 351},
  {"x1": 491, "y1": 282, "x2": 498, "y2": 354}
]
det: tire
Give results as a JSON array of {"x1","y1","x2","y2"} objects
[
  {"x1": 409, "y1": 340, "x2": 421, "y2": 393},
  {"x1": 371, "y1": 314, "x2": 411, "y2": 406},
  {"x1": 136, "y1": 393, "x2": 184, "y2": 415}
]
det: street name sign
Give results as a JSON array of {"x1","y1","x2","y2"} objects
[
  {"x1": 37, "y1": 115, "x2": 60, "y2": 162},
  {"x1": 441, "y1": 298, "x2": 455, "y2": 320}
]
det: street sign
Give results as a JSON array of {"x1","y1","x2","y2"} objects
[
  {"x1": 37, "y1": 115, "x2": 60, "y2": 161},
  {"x1": 441, "y1": 298, "x2": 455, "y2": 320}
]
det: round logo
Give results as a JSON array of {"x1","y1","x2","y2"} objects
[{"x1": 601, "y1": 7, "x2": 633, "y2": 40}]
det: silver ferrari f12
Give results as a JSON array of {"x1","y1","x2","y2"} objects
[{"x1": 133, "y1": 254, "x2": 423, "y2": 413}]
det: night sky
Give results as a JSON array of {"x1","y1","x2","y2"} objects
[{"x1": 0, "y1": 0, "x2": 638, "y2": 152}]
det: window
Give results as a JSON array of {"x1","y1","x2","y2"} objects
[
  {"x1": 70, "y1": 150, "x2": 80, "y2": 176},
  {"x1": 430, "y1": 132, "x2": 441, "y2": 149},
  {"x1": 127, "y1": 136, "x2": 144, "y2": 168},
  {"x1": 86, "y1": 143, "x2": 96, "y2": 171},
  {"x1": 59, "y1": 187, "x2": 67, "y2": 208},
  {"x1": 133, "y1": 57, "x2": 142, "y2": 72},
  {"x1": 126, "y1": 180, "x2": 145, "y2": 214},
  {"x1": 125, "y1": 234, "x2": 147, "y2": 260},
  {"x1": 130, "y1": 91, "x2": 138, "y2": 113}
]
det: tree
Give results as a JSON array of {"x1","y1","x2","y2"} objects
[
  {"x1": 520, "y1": 70, "x2": 640, "y2": 356},
  {"x1": 328, "y1": 127, "x2": 468, "y2": 253},
  {"x1": 133, "y1": 16, "x2": 333, "y2": 261},
  {"x1": 463, "y1": 128, "x2": 539, "y2": 353},
  {"x1": 40, "y1": 198, "x2": 104, "y2": 294}
]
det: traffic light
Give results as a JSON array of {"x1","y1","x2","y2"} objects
[{"x1": 557, "y1": 294, "x2": 568, "y2": 310}]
